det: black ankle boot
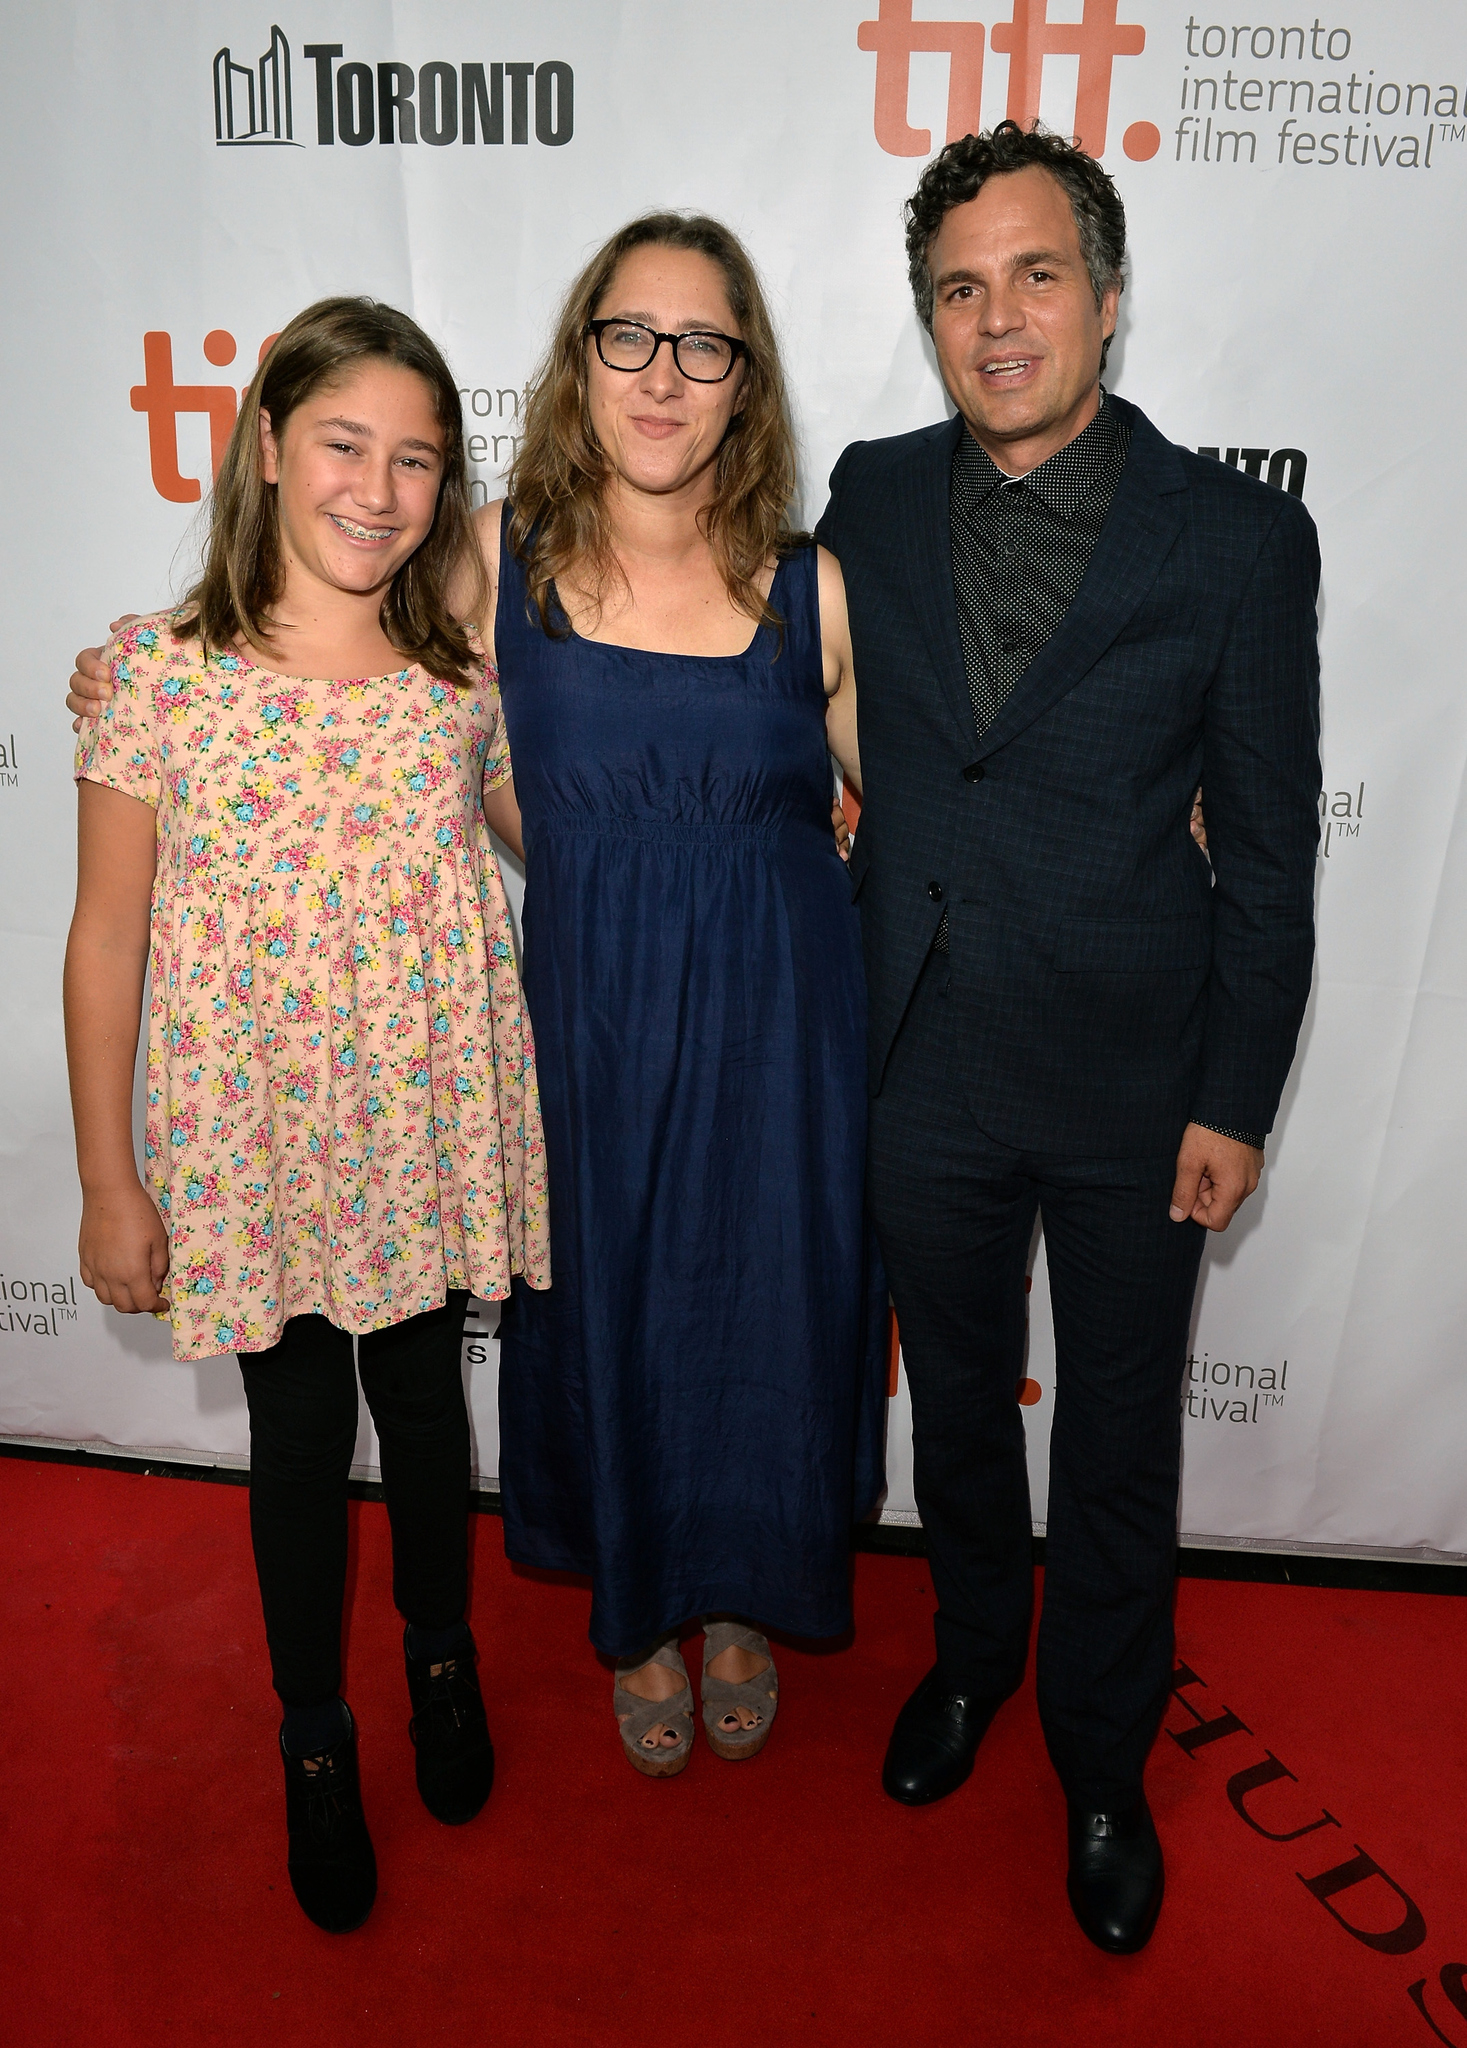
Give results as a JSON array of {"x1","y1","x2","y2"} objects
[
  {"x1": 280, "y1": 1704, "x2": 377, "y2": 1933},
  {"x1": 405, "y1": 1624, "x2": 495, "y2": 1825}
]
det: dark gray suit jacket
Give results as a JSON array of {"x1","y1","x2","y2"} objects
[{"x1": 814, "y1": 395, "x2": 1322, "y2": 1155}]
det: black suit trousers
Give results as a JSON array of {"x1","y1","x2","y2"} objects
[{"x1": 868, "y1": 955, "x2": 1205, "y2": 1809}]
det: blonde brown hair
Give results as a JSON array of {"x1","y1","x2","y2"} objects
[
  {"x1": 175, "y1": 296, "x2": 486, "y2": 684},
  {"x1": 505, "y1": 213, "x2": 803, "y2": 635}
]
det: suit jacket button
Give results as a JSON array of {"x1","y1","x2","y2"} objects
[
  {"x1": 927, "y1": 881, "x2": 944, "y2": 901},
  {"x1": 962, "y1": 762, "x2": 985, "y2": 783}
]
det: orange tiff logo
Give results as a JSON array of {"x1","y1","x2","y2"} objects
[
  {"x1": 858, "y1": 0, "x2": 1156, "y2": 160},
  {"x1": 130, "y1": 329, "x2": 279, "y2": 503}
]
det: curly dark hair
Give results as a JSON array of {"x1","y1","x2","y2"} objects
[{"x1": 904, "y1": 121, "x2": 1127, "y2": 367}]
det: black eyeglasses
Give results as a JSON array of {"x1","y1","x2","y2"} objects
[{"x1": 585, "y1": 319, "x2": 748, "y2": 384}]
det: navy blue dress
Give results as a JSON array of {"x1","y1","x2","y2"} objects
[{"x1": 494, "y1": 528, "x2": 886, "y2": 1657}]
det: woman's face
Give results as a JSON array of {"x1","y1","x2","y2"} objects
[
  {"x1": 585, "y1": 244, "x2": 748, "y2": 505},
  {"x1": 260, "y1": 359, "x2": 445, "y2": 599}
]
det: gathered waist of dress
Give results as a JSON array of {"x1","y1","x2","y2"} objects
[{"x1": 534, "y1": 812, "x2": 834, "y2": 852}]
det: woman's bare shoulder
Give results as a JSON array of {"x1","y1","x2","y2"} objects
[
  {"x1": 469, "y1": 499, "x2": 509, "y2": 663},
  {"x1": 448, "y1": 500, "x2": 507, "y2": 639},
  {"x1": 815, "y1": 545, "x2": 851, "y2": 631},
  {"x1": 813, "y1": 545, "x2": 853, "y2": 697},
  {"x1": 473, "y1": 497, "x2": 507, "y2": 571}
]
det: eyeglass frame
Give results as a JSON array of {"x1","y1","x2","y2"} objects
[{"x1": 584, "y1": 318, "x2": 750, "y2": 384}]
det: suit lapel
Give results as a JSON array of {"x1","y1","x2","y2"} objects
[
  {"x1": 903, "y1": 414, "x2": 981, "y2": 751},
  {"x1": 972, "y1": 401, "x2": 1189, "y2": 761}
]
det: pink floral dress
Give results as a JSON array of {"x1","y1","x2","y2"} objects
[{"x1": 75, "y1": 615, "x2": 550, "y2": 1361}]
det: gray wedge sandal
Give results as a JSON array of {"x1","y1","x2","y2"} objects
[
  {"x1": 613, "y1": 1636, "x2": 695, "y2": 1777},
  {"x1": 701, "y1": 1620, "x2": 779, "y2": 1760}
]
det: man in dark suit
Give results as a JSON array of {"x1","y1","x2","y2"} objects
[{"x1": 814, "y1": 122, "x2": 1320, "y2": 1953}]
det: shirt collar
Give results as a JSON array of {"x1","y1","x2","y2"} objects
[{"x1": 952, "y1": 390, "x2": 1125, "y2": 520}]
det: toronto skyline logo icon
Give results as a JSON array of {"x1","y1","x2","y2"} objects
[{"x1": 213, "y1": 25, "x2": 300, "y2": 146}]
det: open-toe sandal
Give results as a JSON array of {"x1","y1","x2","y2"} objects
[
  {"x1": 613, "y1": 1637, "x2": 694, "y2": 1778},
  {"x1": 701, "y1": 1621, "x2": 779, "y2": 1761}
]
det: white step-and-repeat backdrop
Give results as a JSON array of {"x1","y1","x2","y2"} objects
[{"x1": 3, "y1": 2, "x2": 1464, "y2": 1560}]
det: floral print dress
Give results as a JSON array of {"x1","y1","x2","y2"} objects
[{"x1": 75, "y1": 616, "x2": 550, "y2": 1361}]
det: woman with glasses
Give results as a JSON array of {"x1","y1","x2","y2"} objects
[
  {"x1": 66, "y1": 212, "x2": 885, "y2": 1780},
  {"x1": 486, "y1": 212, "x2": 884, "y2": 1775}
]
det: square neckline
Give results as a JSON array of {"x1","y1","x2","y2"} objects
[{"x1": 556, "y1": 553, "x2": 792, "y2": 665}]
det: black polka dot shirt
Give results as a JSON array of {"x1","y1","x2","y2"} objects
[
  {"x1": 936, "y1": 393, "x2": 1264, "y2": 1152},
  {"x1": 950, "y1": 389, "x2": 1129, "y2": 739}
]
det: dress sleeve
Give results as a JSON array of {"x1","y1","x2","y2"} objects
[
  {"x1": 74, "y1": 622, "x2": 165, "y2": 808},
  {"x1": 482, "y1": 665, "x2": 514, "y2": 792}
]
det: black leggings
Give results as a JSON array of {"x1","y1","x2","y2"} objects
[{"x1": 238, "y1": 1294, "x2": 471, "y2": 1707}]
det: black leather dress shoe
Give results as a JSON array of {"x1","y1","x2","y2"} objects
[
  {"x1": 882, "y1": 1666, "x2": 1003, "y2": 1806},
  {"x1": 1066, "y1": 1796, "x2": 1164, "y2": 1954}
]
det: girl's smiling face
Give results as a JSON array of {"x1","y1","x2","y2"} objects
[{"x1": 260, "y1": 359, "x2": 446, "y2": 601}]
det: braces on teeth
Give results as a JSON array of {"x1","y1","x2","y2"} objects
[{"x1": 333, "y1": 516, "x2": 394, "y2": 539}]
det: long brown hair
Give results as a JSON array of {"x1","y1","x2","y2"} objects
[
  {"x1": 505, "y1": 213, "x2": 803, "y2": 636},
  {"x1": 175, "y1": 296, "x2": 486, "y2": 684}
]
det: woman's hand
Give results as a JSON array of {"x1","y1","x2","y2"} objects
[
  {"x1": 67, "y1": 617, "x2": 140, "y2": 728},
  {"x1": 78, "y1": 1183, "x2": 171, "y2": 1313},
  {"x1": 1190, "y1": 789, "x2": 1208, "y2": 854},
  {"x1": 832, "y1": 800, "x2": 852, "y2": 861}
]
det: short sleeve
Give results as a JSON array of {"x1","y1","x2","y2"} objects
[
  {"x1": 74, "y1": 621, "x2": 165, "y2": 808},
  {"x1": 482, "y1": 665, "x2": 514, "y2": 792}
]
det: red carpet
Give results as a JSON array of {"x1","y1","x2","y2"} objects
[{"x1": 1, "y1": 1457, "x2": 1464, "y2": 2048}]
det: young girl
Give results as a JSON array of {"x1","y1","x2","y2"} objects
[{"x1": 64, "y1": 297, "x2": 549, "y2": 1934}]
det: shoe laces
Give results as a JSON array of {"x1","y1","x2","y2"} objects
[
  {"x1": 410, "y1": 1655, "x2": 479, "y2": 1748},
  {"x1": 299, "y1": 1747, "x2": 355, "y2": 1844}
]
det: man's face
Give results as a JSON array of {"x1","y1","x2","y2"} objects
[{"x1": 928, "y1": 165, "x2": 1119, "y2": 472}]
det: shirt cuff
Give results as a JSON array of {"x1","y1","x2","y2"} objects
[{"x1": 1194, "y1": 1121, "x2": 1266, "y2": 1150}]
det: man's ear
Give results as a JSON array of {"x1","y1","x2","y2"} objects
[
  {"x1": 258, "y1": 407, "x2": 279, "y2": 483},
  {"x1": 1100, "y1": 280, "x2": 1122, "y2": 350}
]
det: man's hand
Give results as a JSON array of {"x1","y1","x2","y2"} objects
[
  {"x1": 67, "y1": 616, "x2": 140, "y2": 728},
  {"x1": 1169, "y1": 1123, "x2": 1263, "y2": 1232}
]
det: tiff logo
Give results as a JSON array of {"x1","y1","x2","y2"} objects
[
  {"x1": 131, "y1": 330, "x2": 279, "y2": 503},
  {"x1": 857, "y1": 0, "x2": 1156, "y2": 161},
  {"x1": 214, "y1": 25, "x2": 299, "y2": 146}
]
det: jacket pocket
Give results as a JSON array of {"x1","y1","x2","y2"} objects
[{"x1": 1053, "y1": 915, "x2": 1208, "y2": 974}]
